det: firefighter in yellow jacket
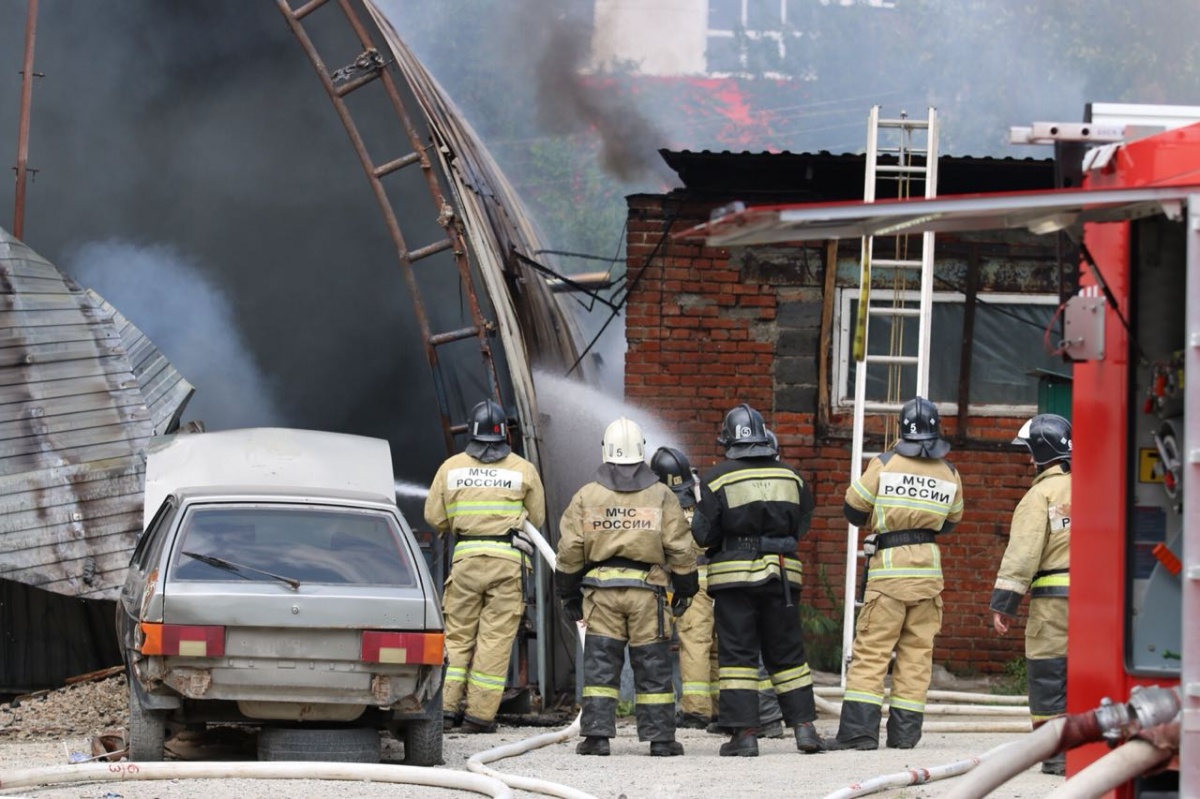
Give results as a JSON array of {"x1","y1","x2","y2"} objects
[
  {"x1": 830, "y1": 396, "x2": 964, "y2": 751},
  {"x1": 692, "y1": 403, "x2": 824, "y2": 758},
  {"x1": 556, "y1": 418, "x2": 698, "y2": 757},
  {"x1": 991, "y1": 413, "x2": 1071, "y2": 775},
  {"x1": 424, "y1": 398, "x2": 546, "y2": 733}
]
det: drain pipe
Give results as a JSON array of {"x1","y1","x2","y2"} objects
[{"x1": 943, "y1": 685, "x2": 1182, "y2": 799}]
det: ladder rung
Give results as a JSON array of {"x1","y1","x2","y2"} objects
[
  {"x1": 878, "y1": 118, "x2": 930, "y2": 129},
  {"x1": 408, "y1": 238, "x2": 454, "y2": 262},
  {"x1": 865, "y1": 354, "x2": 919, "y2": 366},
  {"x1": 867, "y1": 306, "x2": 921, "y2": 317},
  {"x1": 876, "y1": 147, "x2": 931, "y2": 156},
  {"x1": 374, "y1": 152, "x2": 423, "y2": 178},
  {"x1": 291, "y1": 0, "x2": 330, "y2": 20},
  {"x1": 859, "y1": 401, "x2": 907, "y2": 414},
  {"x1": 335, "y1": 71, "x2": 379, "y2": 97},
  {"x1": 429, "y1": 326, "x2": 480, "y2": 346},
  {"x1": 868, "y1": 258, "x2": 923, "y2": 268},
  {"x1": 874, "y1": 164, "x2": 929, "y2": 174}
]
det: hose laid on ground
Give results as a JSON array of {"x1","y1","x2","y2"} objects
[
  {"x1": 941, "y1": 717, "x2": 1067, "y2": 799},
  {"x1": 0, "y1": 761, "x2": 514, "y2": 798},
  {"x1": 814, "y1": 687, "x2": 1029, "y2": 706},
  {"x1": 820, "y1": 740, "x2": 1019, "y2": 799},
  {"x1": 1043, "y1": 739, "x2": 1173, "y2": 799},
  {"x1": 813, "y1": 695, "x2": 1031, "y2": 732}
]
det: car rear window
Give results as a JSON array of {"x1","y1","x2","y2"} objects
[{"x1": 169, "y1": 505, "x2": 416, "y2": 586}]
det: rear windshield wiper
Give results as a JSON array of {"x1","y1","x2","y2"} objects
[{"x1": 181, "y1": 551, "x2": 301, "y2": 591}]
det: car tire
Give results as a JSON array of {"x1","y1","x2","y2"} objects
[
  {"x1": 401, "y1": 717, "x2": 444, "y2": 767},
  {"x1": 127, "y1": 679, "x2": 167, "y2": 762},
  {"x1": 257, "y1": 726, "x2": 381, "y2": 763}
]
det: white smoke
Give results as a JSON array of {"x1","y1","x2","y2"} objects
[{"x1": 63, "y1": 240, "x2": 282, "y2": 430}]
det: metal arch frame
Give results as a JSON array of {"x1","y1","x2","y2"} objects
[{"x1": 276, "y1": 0, "x2": 504, "y2": 453}]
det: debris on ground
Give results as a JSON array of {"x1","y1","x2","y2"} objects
[{"x1": 0, "y1": 674, "x2": 129, "y2": 739}]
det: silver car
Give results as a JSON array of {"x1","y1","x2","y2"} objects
[{"x1": 117, "y1": 428, "x2": 444, "y2": 764}]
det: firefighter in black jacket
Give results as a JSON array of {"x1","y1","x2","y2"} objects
[{"x1": 692, "y1": 403, "x2": 825, "y2": 757}]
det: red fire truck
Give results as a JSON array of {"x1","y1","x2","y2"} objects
[{"x1": 686, "y1": 117, "x2": 1200, "y2": 797}]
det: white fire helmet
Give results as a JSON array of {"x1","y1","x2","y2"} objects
[{"x1": 602, "y1": 417, "x2": 646, "y2": 465}]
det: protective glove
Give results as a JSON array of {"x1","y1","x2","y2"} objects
[
  {"x1": 670, "y1": 593, "x2": 692, "y2": 617},
  {"x1": 510, "y1": 529, "x2": 534, "y2": 556},
  {"x1": 670, "y1": 570, "x2": 700, "y2": 600},
  {"x1": 560, "y1": 596, "x2": 584, "y2": 624}
]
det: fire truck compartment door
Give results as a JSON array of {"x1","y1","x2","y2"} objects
[{"x1": 680, "y1": 185, "x2": 1200, "y2": 246}]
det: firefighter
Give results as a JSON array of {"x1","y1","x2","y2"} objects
[
  {"x1": 692, "y1": 403, "x2": 824, "y2": 758},
  {"x1": 424, "y1": 398, "x2": 546, "y2": 733},
  {"x1": 556, "y1": 418, "x2": 698, "y2": 757},
  {"x1": 829, "y1": 396, "x2": 964, "y2": 751},
  {"x1": 651, "y1": 445, "x2": 787, "y2": 737},
  {"x1": 991, "y1": 413, "x2": 1072, "y2": 776}
]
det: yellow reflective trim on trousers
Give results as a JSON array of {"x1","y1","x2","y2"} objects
[
  {"x1": 445, "y1": 667, "x2": 467, "y2": 683},
  {"x1": 446, "y1": 500, "x2": 524, "y2": 517},
  {"x1": 756, "y1": 680, "x2": 773, "y2": 691},
  {"x1": 775, "y1": 674, "x2": 813, "y2": 694},
  {"x1": 586, "y1": 567, "x2": 653, "y2": 583},
  {"x1": 770, "y1": 665, "x2": 812, "y2": 694},
  {"x1": 582, "y1": 686, "x2": 620, "y2": 699},
  {"x1": 453, "y1": 541, "x2": 527, "y2": 563},
  {"x1": 888, "y1": 695, "x2": 925, "y2": 713},
  {"x1": 467, "y1": 671, "x2": 507, "y2": 691},
  {"x1": 682, "y1": 682, "x2": 715, "y2": 696},
  {"x1": 869, "y1": 568, "x2": 943, "y2": 579},
  {"x1": 769, "y1": 665, "x2": 810, "y2": 683},
  {"x1": 636, "y1": 693, "x2": 676, "y2": 705},
  {"x1": 1031, "y1": 712, "x2": 1064, "y2": 723},
  {"x1": 707, "y1": 557, "x2": 802, "y2": 587},
  {"x1": 718, "y1": 666, "x2": 761, "y2": 679},
  {"x1": 1031, "y1": 574, "x2": 1070, "y2": 589},
  {"x1": 843, "y1": 690, "x2": 884, "y2": 706},
  {"x1": 719, "y1": 679, "x2": 761, "y2": 691}
]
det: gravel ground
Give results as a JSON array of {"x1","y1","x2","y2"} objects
[{"x1": 0, "y1": 673, "x2": 1061, "y2": 798}]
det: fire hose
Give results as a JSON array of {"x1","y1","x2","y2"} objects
[
  {"x1": 820, "y1": 740, "x2": 1020, "y2": 799},
  {"x1": 942, "y1": 685, "x2": 1181, "y2": 799}
]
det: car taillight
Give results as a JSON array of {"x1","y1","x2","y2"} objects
[
  {"x1": 140, "y1": 623, "x2": 226, "y2": 657},
  {"x1": 361, "y1": 631, "x2": 444, "y2": 665}
]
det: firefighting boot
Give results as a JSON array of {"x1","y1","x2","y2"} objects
[
  {"x1": 442, "y1": 712, "x2": 461, "y2": 732},
  {"x1": 719, "y1": 728, "x2": 759, "y2": 757},
  {"x1": 649, "y1": 739, "x2": 684, "y2": 757},
  {"x1": 885, "y1": 707, "x2": 923, "y2": 749},
  {"x1": 794, "y1": 722, "x2": 826, "y2": 754},
  {"x1": 576, "y1": 736, "x2": 611, "y2": 756}
]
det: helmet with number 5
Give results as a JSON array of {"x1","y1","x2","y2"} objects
[
  {"x1": 602, "y1": 417, "x2": 646, "y2": 465},
  {"x1": 1013, "y1": 414, "x2": 1072, "y2": 469},
  {"x1": 894, "y1": 396, "x2": 950, "y2": 459}
]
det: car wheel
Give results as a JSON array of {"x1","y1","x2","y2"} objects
[
  {"x1": 127, "y1": 679, "x2": 167, "y2": 762},
  {"x1": 257, "y1": 726, "x2": 381, "y2": 763},
  {"x1": 401, "y1": 717, "x2": 444, "y2": 767}
]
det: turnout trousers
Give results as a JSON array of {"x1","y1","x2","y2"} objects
[
  {"x1": 1026, "y1": 596, "x2": 1067, "y2": 725},
  {"x1": 581, "y1": 586, "x2": 675, "y2": 742},
  {"x1": 838, "y1": 590, "x2": 942, "y2": 748},
  {"x1": 713, "y1": 580, "x2": 815, "y2": 730},
  {"x1": 442, "y1": 555, "x2": 525, "y2": 725},
  {"x1": 676, "y1": 574, "x2": 717, "y2": 718}
]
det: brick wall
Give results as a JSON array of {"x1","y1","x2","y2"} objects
[{"x1": 626, "y1": 193, "x2": 1049, "y2": 675}]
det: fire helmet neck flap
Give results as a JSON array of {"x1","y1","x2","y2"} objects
[
  {"x1": 894, "y1": 396, "x2": 950, "y2": 459},
  {"x1": 1013, "y1": 413, "x2": 1072, "y2": 467},
  {"x1": 650, "y1": 445, "x2": 695, "y2": 500},
  {"x1": 469, "y1": 399, "x2": 508, "y2": 443},
  {"x1": 718, "y1": 403, "x2": 776, "y2": 459},
  {"x1": 603, "y1": 417, "x2": 646, "y2": 465}
]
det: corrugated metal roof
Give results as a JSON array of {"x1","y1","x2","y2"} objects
[{"x1": 0, "y1": 228, "x2": 192, "y2": 599}]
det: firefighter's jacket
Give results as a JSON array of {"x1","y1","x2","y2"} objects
[
  {"x1": 846, "y1": 451, "x2": 964, "y2": 602},
  {"x1": 691, "y1": 456, "x2": 814, "y2": 593},
  {"x1": 557, "y1": 478, "x2": 696, "y2": 593},
  {"x1": 990, "y1": 464, "x2": 1071, "y2": 617},
  {"x1": 424, "y1": 451, "x2": 546, "y2": 566}
]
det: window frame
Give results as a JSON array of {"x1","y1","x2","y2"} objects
[{"x1": 832, "y1": 287, "x2": 1061, "y2": 416}]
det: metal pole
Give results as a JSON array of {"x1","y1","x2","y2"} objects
[
  {"x1": 534, "y1": 553, "x2": 548, "y2": 711},
  {"x1": 13, "y1": 0, "x2": 39, "y2": 240},
  {"x1": 1180, "y1": 193, "x2": 1200, "y2": 797}
]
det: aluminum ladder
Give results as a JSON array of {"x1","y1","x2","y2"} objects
[{"x1": 840, "y1": 106, "x2": 940, "y2": 686}]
